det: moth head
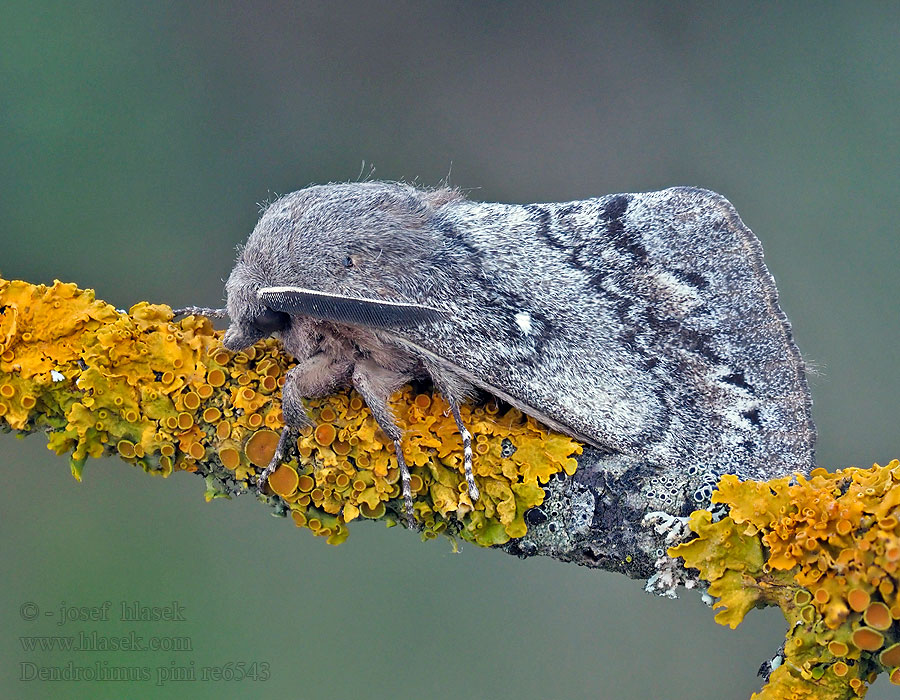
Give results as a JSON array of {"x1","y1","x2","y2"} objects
[
  {"x1": 243, "y1": 181, "x2": 461, "y2": 306},
  {"x1": 223, "y1": 258, "x2": 290, "y2": 350}
]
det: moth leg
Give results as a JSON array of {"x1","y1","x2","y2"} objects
[
  {"x1": 257, "y1": 357, "x2": 348, "y2": 494},
  {"x1": 255, "y1": 424, "x2": 296, "y2": 494},
  {"x1": 351, "y1": 360, "x2": 416, "y2": 529},
  {"x1": 448, "y1": 401, "x2": 479, "y2": 501},
  {"x1": 426, "y1": 366, "x2": 479, "y2": 502}
]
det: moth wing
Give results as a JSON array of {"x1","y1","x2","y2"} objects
[
  {"x1": 258, "y1": 286, "x2": 447, "y2": 328},
  {"x1": 384, "y1": 187, "x2": 815, "y2": 482},
  {"x1": 258, "y1": 188, "x2": 814, "y2": 486}
]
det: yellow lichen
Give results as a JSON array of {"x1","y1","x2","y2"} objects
[
  {"x1": 880, "y1": 643, "x2": 900, "y2": 669},
  {"x1": 863, "y1": 602, "x2": 891, "y2": 630},
  {"x1": 829, "y1": 641, "x2": 849, "y2": 657},
  {"x1": 268, "y1": 464, "x2": 299, "y2": 498},
  {"x1": 0, "y1": 278, "x2": 581, "y2": 550},
  {"x1": 314, "y1": 422, "x2": 336, "y2": 446},
  {"x1": 848, "y1": 588, "x2": 871, "y2": 613},
  {"x1": 852, "y1": 627, "x2": 884, "y2": 652},
  {"x1": 671, "y1": 460, "x2": 900, "y2": 698},
  {"x1": 245, "y1": 429, "x2": 280, "y2": 468},
  {"x1": 218, "y1": 446, "x2": 241, "y2": 471}
]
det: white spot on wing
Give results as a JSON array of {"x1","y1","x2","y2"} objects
[{"x1": 514, "y1": 311, "x2": 532, "y2": 335}]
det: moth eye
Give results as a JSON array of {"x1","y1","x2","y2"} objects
[
  {"x1": 342, "y1": 256, "x2": 354, "y2": 269},
  {"x1": 251, "y1": 307, "x2": 289, "y2": 335}
]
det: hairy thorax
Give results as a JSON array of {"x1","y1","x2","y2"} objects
[{"x1": 280, "y1": 318, "x2": 421, "y2": 397}]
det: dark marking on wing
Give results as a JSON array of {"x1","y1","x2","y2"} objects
[
  {"x1": 603, "y1": 195, "x2": 647, "y2": 264},
  {"x1": 723, "y1": 371, "x2": 752, "y2": 391},
  {"x1": 642, "y1": 357, "x2": 660, "y2": 371},
  {"x1": 604, "y1": 193, "x2": 631, "y2": 218},
  {"x1": 742, "y1": 408, "x2": 761, "y2": 426},
  {"x1": 259, "y1": 287, "x2": 447, "y2": 329},
  {"x1": 679, "y1": 328, "x2": 725, "y2": 365},
  {"x1": 526, "y1": 204, "x2": 570, "y2": 252},
  {"x1": 434, "y1": 218, "x2": 490, "y2": 275},
  {"x1": 674, "y1": 268, "x2": 710, "y2": 290},
  {"x1": 645, "y1": 311, "x2": 726, "y2": 366}
]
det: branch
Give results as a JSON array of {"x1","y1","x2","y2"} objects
[{"x1": 1, "y1": 277, "x2": 897, "y2": 698}]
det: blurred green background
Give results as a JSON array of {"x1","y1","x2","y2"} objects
[{"x1": 1, "y1": 2, "x2": 898, "y2": 698}]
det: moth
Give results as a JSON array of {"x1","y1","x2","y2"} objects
[{"x1": 220, "y1": 181, "x2": 815, "y2": 527}]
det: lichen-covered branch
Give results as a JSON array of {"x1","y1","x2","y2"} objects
[
  {"x1": 2, "y1": 277, "x2": 898, "y2": 699},
  {"x1": 0, "y1": 278, "x2": 581, "y2": 547},
  {"x1": 671, "y1": 465, "x2": 900, "y2": 698}
]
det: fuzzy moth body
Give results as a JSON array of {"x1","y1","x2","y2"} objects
[{"x1": 223, "y1": 180, "x2": 815, "y2": 526}]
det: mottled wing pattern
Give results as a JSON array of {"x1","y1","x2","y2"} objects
[{"x1": 386, "y1": 187, "x2": 814, "y2": 483}]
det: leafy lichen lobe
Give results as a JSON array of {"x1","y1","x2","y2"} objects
[{"x1": 671, "y1": 461, "x2": 900, "y2": 698}]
